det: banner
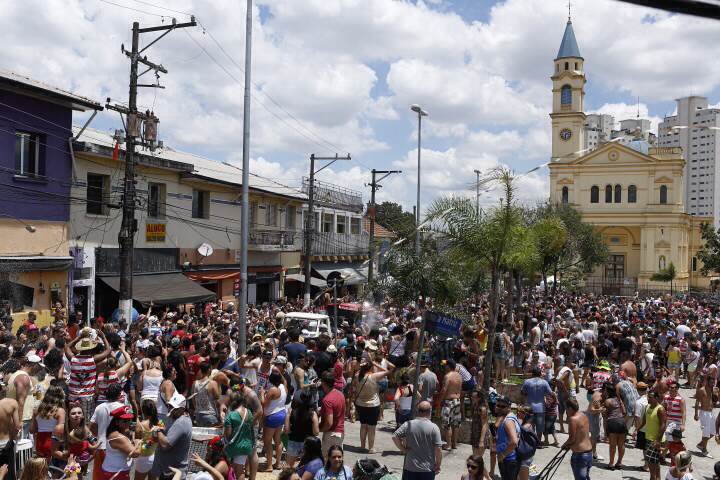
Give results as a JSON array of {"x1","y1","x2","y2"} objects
[
  {"x1": 424, "y1": 311, "x2": 463, "y2": 338},
  {"x1": 146, "y1": 223, "x2": 166, "y2": 242}
]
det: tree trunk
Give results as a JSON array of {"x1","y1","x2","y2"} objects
[
  {"x1": 482, "y1": 264, "x2": 501, "y2": 393},
  {"x1": 551, "y1": 261, "x2": 559, "y2": 296},
  {"x1": 514, "y1": 270, "x2": 522, "y2": 308},
  {"x1": 543, "y1": 270, "x2": 548, "y2": 298}
]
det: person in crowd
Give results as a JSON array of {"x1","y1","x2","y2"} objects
[
  {"x1": 313, "y1": 445, "x2": 352, "y2": 480},
  {"x1": 224, "y1": 391, "x2": 256, "y2": 480},
  {"x1": 138, "y1": 346, "x2": 163, "y2": 406},
  {"x1": 640, "y1": 390, "x2": 666, "y2": 480},
  {"x1": 30, "y1": 385, "x2": 65, "y2": 459},
  {"x1": 561, "y1": 398, "x2": 593, "y2": 480},
  {"x1": 439, "y1": 359, "x2": 462, "y2": 451},
  {"x1": 461, "y1": 454, "x2": 490, "y2": 480},
  {"x1": 392, "y1": 400, "x2": 442, "y2": 480},
  {"x1": 666, "y1": 451, "x2": 693, "y2": 480},
  {"x1": 61, "y1": 403, "x2": 97, "y2": 477},
  {"x1": 261, "y1": 370, "x2": 287, "y2": 471},
  {"x1": 191, "y1": 362, "x2": 221, "y2": 428},
  {"x1": 393, "y1": 373, "x2": 413, "y2": 431},
  {"x1": 494, "y1": 396, "x2": 520, "y2": 480},
  {"x1": 157, "y1": 365, "x2": 179, "y2": 423},
  {"x1": 296, "y1": 436, "x2": 324, "y2": 480},
  {"x1": 663, "y1": 381, "x2": 686, "y2": 441},
  {"x1": 8, "y1": 354, "x2": 44, "y2": 439},
  {"x1": 90, "y1": 383, "x2": 125, "y2": 480},
  {"x1": 102, "y1": 406, "x2": 141, "y2": 480},
  {"x1": 521, "y1": 366, "x2": 552, "y2": 446},
  {"x1": 353, "y1": 360, "x2": 391, "y2": 454},
  {"x1": 151, "y1": 394, "x2": 192, "y2": 480},
  {"x1": 516, "y1": 406, "x2": 536, "y2": 480},
  {"x1": 286, "y1": 390, "x2": 319, "y2": 469},
  {"x1": 602, "y1": 381, "x2": 627, "y2": 470},
  {"x1": 134, "y1": 400, "x2": 161, "y2": 480},
  {"x1": 66, "y1": 329, "x2": 111, "y2": 423},
  {"x1": 319, "y1": 371, "x2": 345, "y2": 457}
]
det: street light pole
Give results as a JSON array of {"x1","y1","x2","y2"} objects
[
  {"x1": 474, "y1": 169, "x2": 481, "y2": 216},
  {"x1": 367, "y1": 169, "x2": 401, "y2": 290},
  {"x1": 410, "y1": 104, "x2": 428, "y2": 257}
]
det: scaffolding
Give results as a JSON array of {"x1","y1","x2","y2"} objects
[{"x1": 301, "y1": 177, "x2": 364, "y2": 213}]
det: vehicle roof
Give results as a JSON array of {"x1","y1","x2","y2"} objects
[{"x1": 284, "y1": 312, "x2": 329, "y2": 320}]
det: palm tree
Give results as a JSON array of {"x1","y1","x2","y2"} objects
[
  {"x1": 651, "y1": 262, "x2": 677, "y2": 295},
  {"x1": 427, "y1": 167, "x2": 533, "y2": 391}
]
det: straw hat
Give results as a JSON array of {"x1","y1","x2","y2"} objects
[{"x1": 77, "y1": 337, "x2": 98, "y2": 351}]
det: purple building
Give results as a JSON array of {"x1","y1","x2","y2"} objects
[{"x1": 0, "y1": 71, "x2": 101, "y2": 328}]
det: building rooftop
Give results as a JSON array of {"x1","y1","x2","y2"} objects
[
  {"x1": 0, "y1": 70, "x2": 102, "y2": 111},
  {"x1": 73, "y1": 126, "x2": 307, "y2": 201},
  {"x1": 556, "y1": 20, "x2": 582, "y2": 60},
  {"x1": 363, "y1": 215, "x2": 395, "y2": 238}
]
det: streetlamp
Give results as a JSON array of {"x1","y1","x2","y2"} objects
[
  {"x1": 0, "y1": 212, "x2": 36, "y2": 233},
  {"x1": 410, "y1": 104, "x2": 428, "y2": 258},
  {"x1": 473, "y1": 169, "x2": 482, "y2": 215}
]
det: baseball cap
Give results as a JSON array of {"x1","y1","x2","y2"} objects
[
  {"x1": 110, "y1": 406, "x2": 134, "y2": 420},
  {"x1": 326, "y1": 345, "x2": 337, "y2": 354},
  {"x1": 272, "y1": 355, "x2": 288, "y2": 365},
  {"x1": 167, "y1": 392, "x2": 187, "y2": 411}
]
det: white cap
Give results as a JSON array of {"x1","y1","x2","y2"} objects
[
  {"x1": 26, "y1": 354, "x2": 45, "y2": 367},
  {"x1": 168, "y1": 392, "x2": 187, "y2": 410}
]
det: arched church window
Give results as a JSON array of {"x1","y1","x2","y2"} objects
[
  {"x1": 562, "y1": 186, "x2": 569, "y2": 204},
  {"x1": 614, "y1": 184, "x2": 622, "y2": 203},
  {"x1": 605, "y1": 185, "x2": 612, "y2": 203},
  {"x1": 628, "y1": 185, "x2": 637, "y2": 203},
  {"x1": 574, "y1": 62, "x2": 578, "y2": 70},
  {"x1": 564, "y1": 61, "x2": 569, "y2": 70},
  {"x1": 590, "y1": 186, "x2": 599, "y2": 203},
  {"x1": 561, "y1": 85, "x2": 572, "y2": 105},
  {"x1": 660, "y1": 185, "x2": 668, "y2": 204}
]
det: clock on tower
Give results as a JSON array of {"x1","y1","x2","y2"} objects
[{"x1": 559, "y1": 128, "x2": 572, "y2": 141}]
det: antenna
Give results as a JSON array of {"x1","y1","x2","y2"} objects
[{"x1": 637, "y1": 96, "x2": 640, "y2": 119}]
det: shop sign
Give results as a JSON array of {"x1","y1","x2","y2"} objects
[{"x1": 146, "y1": 223, "x2": 166, "y2": 242}]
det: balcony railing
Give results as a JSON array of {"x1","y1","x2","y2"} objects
[
  {"x1": 248, "y1": 229, "x2": 302, "y2": 250},
  {"x1": 305, "y1": 232, "x2": 369, "y2": 256}
]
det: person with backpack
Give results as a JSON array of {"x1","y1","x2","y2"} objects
[
  {"x1": 494, "y1": 396, "x2": 521, "y2": 480},
  {"x1": 516, "y1": 406, "x2": 536, "y2": 480}
]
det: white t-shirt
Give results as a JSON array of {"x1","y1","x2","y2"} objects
[
  {"x1": 240, "y1": 357, "x2": 261, "y2": 386},
  {"x1": 676, "y1": 324, "x2": 691, "y2": 339},
  {"x1": 664, "y1": 470, "x2": 693, "y2": 480},
  {"x1": 91, "y1": 401, "x2": 124, "y2": 449}
]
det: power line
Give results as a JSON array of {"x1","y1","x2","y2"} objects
[{"x1": 97, "y1": 0, "x2": 165, "y2": 17}]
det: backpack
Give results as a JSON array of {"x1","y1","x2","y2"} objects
[{"x1": 509, "y1": 417, "x2": 539, "y2": 461}]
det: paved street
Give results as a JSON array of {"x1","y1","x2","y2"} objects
[{"x1": 339, "y1": 387, "x2": 719, "y2": 479}]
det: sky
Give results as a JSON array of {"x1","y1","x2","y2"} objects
[{"x1": 4, "y1": 0, "x2": 720, "y2": 215}]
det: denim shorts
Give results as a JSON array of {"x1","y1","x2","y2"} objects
[
  {"x1": 286, "y1": 440, "x2": 304, "y2": 457},
  {"x1": 570, "y1": 451, "x2": 592, "y2": 480}
]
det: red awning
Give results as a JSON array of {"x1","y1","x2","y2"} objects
[{"x1": 339, "y1": 302, "x2": 362, "y2": 312}]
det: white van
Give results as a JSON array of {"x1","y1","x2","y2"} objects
[{"x1": 283, "y1": 312, "x2": 332, "y2": 339}]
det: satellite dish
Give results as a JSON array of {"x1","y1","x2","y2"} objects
[{"x1": 198, "y1": 243, "x2": 214, "y2": 257}]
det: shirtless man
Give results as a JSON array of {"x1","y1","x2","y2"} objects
[
  {"x1": 439, "y1": 359, "x2": 462, "y2": 450},
  {"x1": 562, "y1": 398, "x2": 593, "y2": 480},
  {"x1": 619, "y1": 351, "x2": 638, "y2": 385},
  {"x1": 694, "y1": 374, "x2": 715, "y2": 455},
  {"x1": 0, "y1": 391, "x2": 20, "y2": 480}
]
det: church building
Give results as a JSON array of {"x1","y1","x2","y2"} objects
[{"x1": 547, "y1": 17, "x2": 713, "y2": 293}]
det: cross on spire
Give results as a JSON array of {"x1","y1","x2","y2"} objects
[{"x1": 568, "y1": 0, "x2": 572, "y2": 21}]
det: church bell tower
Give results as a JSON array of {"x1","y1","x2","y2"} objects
[{"x1": 551, "y1": 15, "x2": 586, "y2": 160}]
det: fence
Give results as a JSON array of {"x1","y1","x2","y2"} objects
[{"x1": 578, "y1": 279, "x2": 714, "y2": 297}]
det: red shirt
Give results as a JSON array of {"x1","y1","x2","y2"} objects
[
  {"x1": 187, "y1": 354, "x2": 204, "y2": 387},
  {"x1": 172, "y1": 329, "x2": 186, "y2": 338},
  {"x1": 321, "y1": 389, "x2": 346, "y2": 434},
  {"x1": 333, "y1": 361, "x2": 345, "y2": 390}
]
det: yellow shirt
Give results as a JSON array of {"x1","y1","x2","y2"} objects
[{"x1": 645, "y1": 404, "x2": 664, "y2": 442}]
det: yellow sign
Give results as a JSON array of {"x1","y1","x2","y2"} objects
[{"x1": 146, "y1": 223, "x2": 166, "y2": 242}]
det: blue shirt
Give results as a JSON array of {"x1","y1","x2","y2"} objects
[
  {"x1": 297, "y1": 458, "x2": 323, "y2": 478},
  {"x1": 314, "y1": 465, "x2": 353, "y2": 480},
  {"x1": 496, "y1": 414, "x2": 521, "y2": 461},
  {"x1": 521, "y1": 377, "x2": 552, "y2": 413}
]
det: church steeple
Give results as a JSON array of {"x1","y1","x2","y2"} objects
[
  {"x1": 550, "y1": 16, "x2": 586, "y2": 161},
  {"x1": 556, "y1": 20, "x2": 582, "y2": 60}
]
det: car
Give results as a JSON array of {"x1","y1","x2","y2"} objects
[{"x1": 283, "y1": 312, "x2": 333, "y2": 339}]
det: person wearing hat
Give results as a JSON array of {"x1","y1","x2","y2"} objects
[
  {"x1": 66, "y1": 327, "x2": 111, "y2": 423},
  {"x1": 102, "y1": 405, "x2": 141, "y2": 480},
  {"x1": 151, "y1": 393, "x2": 193, "y2": 480}
]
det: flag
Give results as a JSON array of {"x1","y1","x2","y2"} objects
[{"x1": 112, "y1": 141, "x2": 120, "y2": 161}]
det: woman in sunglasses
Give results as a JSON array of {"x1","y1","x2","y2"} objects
[{"x1": 462, "y1": 454, "x2": 490, "y2": 480}]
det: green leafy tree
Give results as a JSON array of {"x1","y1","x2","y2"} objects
[
  {"x1": 374, "y1": 202, "x2": 416, "y2": 236},
  {"x1": 697, "y1": 223, "x2": 720, "y2": 275},
  {"x1": 427, "y1": 167, "x2": 528, "y2": 392},
  {"x1": 650, "y1": 262, "x2": 677, "y2": 294},
  {"x1": 530, "y1": 215, "x2": 567, "y2": 297}
]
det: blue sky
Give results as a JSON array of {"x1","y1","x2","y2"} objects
[{"x1": 3, "y1": 0, "x2": 720, "y2": 211}]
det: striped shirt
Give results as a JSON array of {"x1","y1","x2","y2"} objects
[
  {"x1": 663, "y1": 394, "x2": 683, "y2": 424},
  {"x1": 96, "y1": 371, "x2": 126, "y2": 404},
  {"x1": 69, "y1": 355, "x2": 97, "y2": 399}
]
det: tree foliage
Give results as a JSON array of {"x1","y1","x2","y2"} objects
[
  {"x1": 374, "y1": 201, "x2": 416, "y2": 236},
  {"x1": 697, "y1": 222, "x2": 720, "y2": 275},
  {"x1": 651, "y1": 262, "x2": 677, "y2": 294}
]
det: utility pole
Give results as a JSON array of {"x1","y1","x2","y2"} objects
[
  {"x1": 303, "y1": 154, "x2": 352, "y2": 307},
  {"x1": 107, "y1": 17, "x2": 196, "y2": 324},
  {"x1": 474, "y1": 169, "x2": 481, "y2": 215},
  {"x1": 367, "y1": 169, "x2": 401, "y2": 290},
  {"x1": 237, "y1": 0, "x2": 253, "y2": 355}
]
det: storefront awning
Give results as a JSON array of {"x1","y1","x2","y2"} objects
[
  {"x1": 99, "y1": 273, "x2": 216, "y2": 305},
  {"x1": 312, "y1": 262, "x2": 369, "y2": 286},
  {"x1": 285, "y1": 273, "x2": 326, "y2": 288},
  {"x1": 0, "y1": 256, "x2": 74, "y2": 271}
]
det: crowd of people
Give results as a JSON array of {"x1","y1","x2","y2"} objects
[{"x1": 3, "y1": 291, "x2": 720, "y2": 480}]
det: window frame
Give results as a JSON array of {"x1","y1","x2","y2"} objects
[
  {"x1": 628, "y1": 185, "x2": 637, "y2": 203},
  {"x1": 15, "y1": 131, "x2": 42, "y2": 177},
  {"x1": 561, "y1": 186, "x2": 569, "y2": 204},
  {"x1": 659, "y1": 185, "x2": 668, "y2": 204},
  {"x1": 336, "y1": 214, "x2": 347, "y2": 234},
  {"x1": 560, "y1": 85, "x2": 572, "y2": 106},
  {"x1": 614, "y1": 184, "x2": 622, "y2": 203},
  {"x1": 590, "y1": 186, "x2": 599, "y2": 203},
  {"x1": 605, "y1": 185, "x2": 612, "y2": 203},
  {"x1": 322, "y1": 213, "x2": 334, "y2": 233},
  {"x1": 192, "y1": 189, "x2": 210, "y2": 219},
  {"x1": 147, "y1": 182, "x2": 166, "y2": 219},
  {"x1": 285, "y1": 205, "x2": 296, "y2": 230},
  {"x1": 350, "y1": 217, "x2": 361, "y2": 235},
  {"x1": 86, "y1": 173, "x2": 110, "y2": 216}
]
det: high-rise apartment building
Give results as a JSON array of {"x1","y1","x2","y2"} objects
[
  {"x1": 658, "y1": 96, "x2": 720, "y2": 222},
  {"x1": 584, "y1": 114, "x2": 613, "y2": 151}
]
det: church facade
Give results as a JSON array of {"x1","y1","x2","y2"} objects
[{"x1": 547, "y1": 19, "x2": 713, "y2": 293}]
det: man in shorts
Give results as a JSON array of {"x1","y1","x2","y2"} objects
[
  {"x1": 0, "y1": 390, "x2": 19, "y2": 480},
  {"x1": 694, "y1": 374, "x2": 715, "y2": 455},
  {"x1": 440, "y1": 360, "x2": 462, "y2": 450}
]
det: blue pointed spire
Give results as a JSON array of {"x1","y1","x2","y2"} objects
[{"x1": 556, "y1": 20, "x2": 582, "y2": 59}]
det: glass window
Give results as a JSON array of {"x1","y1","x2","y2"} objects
[
  {"x1": 86, "y1": 173, "x2": 109, "y2": 215},
  {"x1": 590, "y1": 186, "x2": 599, "y2": 203},
  {"x1": 323, "y1": 213, "x2": 334, "y2": 233},
  {"x1": 192, "y1": 189, "x2": 209, "y2": 219},
  {"x1": 693, "y1": 256, "x2": 698, "y2": 272},
  {"x1": 605, "y1": 185, "x2": 612, "y2": 203},
  {"x1": 285, "y1": 205, "x2": 296, "y2": 229},
  {"x1": 250, "y1": 202, "x2": 257, "y2": 226},
  {"x1": 147, "y1": 183, "x2": 166, "y2": 219},
  {"x1": 561, "y1": 85, "x2": 572, "y2": 105},
  {"x1": 266, "y1": 204, "x2": 278, "y2": 227},
  {"x1": 614, "y1": 184, "x2": 621, "y2": 203},
  {"x1": 336, "y1": 215, "x2": 346, "y2": 234},
  {"x1": 628, "y1": 185, "x2": 637, "y2": 203},
  {"x1": 605, "y1": 254, "x2": 625, "y2": 280},
  {"x1": 660, "y1": 185, "x2": 668, "y2": 204},
  {"x1": 561, "y1": 186, "x2": 569, "y2": 204},
  {"x1": 15, "y1": 131, "x2": 42, "y2": 177},
  {"x1": 351, "y1": 217, "x2": 361, "y2": 235}
]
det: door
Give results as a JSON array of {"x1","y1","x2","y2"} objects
[
  {"x1": 256, "y1": 283, "x2": 270, "y2": 304},
  {"x1": 603, "y1": 254, "x2": 625, "y2": 295}
]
